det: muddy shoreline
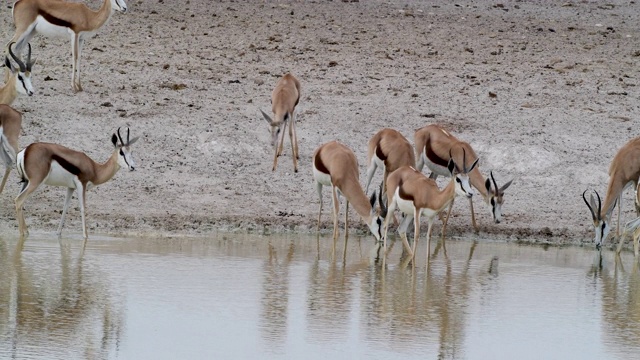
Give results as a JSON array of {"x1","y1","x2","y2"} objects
[{"x1": 0, "y1": 1, "x2": 639, "y2": 251}]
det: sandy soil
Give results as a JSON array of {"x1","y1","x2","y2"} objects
[{"x1": 0, "y1": 0, "x2": 639, "y2": 248}]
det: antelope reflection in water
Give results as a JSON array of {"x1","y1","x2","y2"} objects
[
  {"x1": 260, "y1": 239, "x2": 296, "y2": 346},
  {"x1": 591, "y1": 254, "x2": 640, "y2": 353},
  {"x1": 0, "y1": 238, "x2": 124, "y2": 358},
  {"x1": 363, "y1": 239, "x2": 482, "y2": 358},
  {"x1": 306, "y1": 237, "x2": 373, "y2": 343}
]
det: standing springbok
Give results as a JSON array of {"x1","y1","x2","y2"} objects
[
  {"x1": 364, "y1": 128, "x2": 416, "y2": 195},
  {"x1": 260, "y1": 73, "x2": 300, "y2": 172},
  {"x1": 1, "y1": 43, "x2": 35, "y2": 104},
  {"x1": 15, "y1": 128, "x2": 138, "y2": 240},
  {"x1": 0, "y1": 105, "x2": 23, "y2": 195},
  {"x1": 312, "y1": 141, "x2": 387, "y2": 241},
  {"x1": 415, "y1": 124, "x2": 512, "y2": 231},
  {"x1": 9, "y1": 0, "x2": 128, "y2": 92},
  {"x1": 382, "y1": 157, "x2": 477, "y2": 262},
  {"x1": 583, "y1": 136, "x2": 640, "y2": 251}
]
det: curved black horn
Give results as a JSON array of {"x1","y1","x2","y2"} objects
[
  {"x1": 491, "y1": 171, "x2": 499, "y2": 194},
  {"x1": 595, "y1": 190, "x2": 602, "y2": 218},
  {"x1": 117, "y1": 127, "x2": 124, "y2": 145},
  {"x1": 127, "y1": 127, "x2": 130, "y2": 144},
  {"x1": 463, "y1": 148, "x2": 467, "y2": 173},
  {"x1": 26, "y1": 43, "x2": 32, "y2": 71},
  {"x1": 583, "y1": 190, "x2": 596, "y2": 221},
  {"x1": 8, "y1": 42, "x2": 26, "y2": 72}
]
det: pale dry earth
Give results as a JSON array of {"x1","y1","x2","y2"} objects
[{"x1": 0, "y1": 0, "x2": 639, "y2": 248}]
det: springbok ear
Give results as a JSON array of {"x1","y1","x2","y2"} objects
[
  {"x1": 447, "y1": 159, "x2": 456, "y2": 175},
  {"x1": 128, "y1": 136, "x2": 139, "y2": 145},
  {"x1": 485, "y1": 178, "x2": 492, "y2": 192},
  {"x1": 468, "y1": 157, "x2": 479, "y2": 172},
  {"x1": 606, "y1": 198, "x2": 618, "y2": 217},
  {"x1": 500, "y1": 179, "x2": 513, "y2": 193},
  {"x1": 111, "y1": 134, "x2": 118, "y2": 147},
  {"x1": 260, "y1": 109, "x2": 273, "y2": 125}
]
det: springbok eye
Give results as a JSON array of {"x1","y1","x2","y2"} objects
[
  {"x1": 119, "y1": 149, "x2": 124, "y2": 156},
  {"x1": 456, "y1": 177, "x2": 461, "y2": 183},
  {"x1": 18, "y1": 75, "x2": 23, "y2": 81},
  {"x1": 491, "y1": 198, "x2": 495, "y2": 206}
]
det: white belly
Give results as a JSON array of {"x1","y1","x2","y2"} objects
[
  {"x1": 422, "y1": 151, "x2": 450, "y2": 177},
  {"x1": 371, "y1": 151, "x2": 385, "y2": 169},
  {"x1": 44, "y1": 161, "x2": 78, "y2": 188},
  {"x1": 394, "y1": 188, "x2": 439, "y2": 219},
  {"x1": 35, "y1": 16, "x2": 74, "y2": 38},
  {"x1": 313, "y1": 166, "x2": 332, "y2": 186}
]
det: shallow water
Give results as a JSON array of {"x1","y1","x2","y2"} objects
[{"x1": 0, "y1": 233, "x2": 639, "y2": 360}]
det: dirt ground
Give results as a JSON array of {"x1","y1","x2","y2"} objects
[{"x1": 0, "y1": 0, "x2": 639, "y2": 249}]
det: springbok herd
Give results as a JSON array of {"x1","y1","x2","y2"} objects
[
  {"x1": 264, "y1": 71, "x2": 640, "y2": 263},
  {"x1": 0, "y1": 0, "x2": 638, "y2": 261}
]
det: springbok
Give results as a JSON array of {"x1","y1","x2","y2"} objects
[
  {"x1": 415, "y1": 124, "x2": 512, "y2": 231},
  {"x1": 260, "y1": 73, "x2": 300, "y2": 172},
  {"x1": 382, "y1": 157, "x2": 478, "y2": 262},
  {"x1": 0, "y1": 105, "x2": 22, "y2": 195},
  {"x1": 15, "y1": 127, "x2": 138, "y2": 240},
  {"x1": 9, "y1": 0, "x2": 128, "y2": 92},
  {"x1": 1, "y1": 43, "x2": 35, "y2": 104},
  {"x1": 583, "y1": 136, "x2": 640, "y2": 251},
  {"x1": 364, "y1": 128, "x2": 416, "y2": 195},
  {"x1": 312, "y1": 140, "x2": 387, "y2": 241}
]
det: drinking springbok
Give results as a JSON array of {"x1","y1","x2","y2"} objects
[
  {"x1": 583, "y1": 136, "x2": 640, "y2": 251},
  {"x1": 415, "y1": 124, "x2": 512, "y2": 232},
  {"x1": 312, "y1": 140, "x2": 386, "y2": 241},
  {"x1": 364, "y1": 128, "x2": 415, "y2": 195},
  {"x1": 382, "y1": 154, "x2": 478, "y2": 262}
]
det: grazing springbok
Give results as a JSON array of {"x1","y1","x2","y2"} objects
[
  {"x1": 415, "y1": 124, "x2": 512, "y2": 231},
  {"x1": 583, "y1": 136, "x2": 640, "y2": 251},
  {"x1": 1, "y1": 43, "x2": 35, "y2": 104},
  {"x1": 0, "y1": 105, "x2": 23, "y2": 195},
  {"x1": 260, "y1": 73, "x2": 300, "y2": 172},
  {"x1": 312, "y1": 141, "x2": 387, "y2": 241},
  {"x1": 364, "y1": 128, "x2": 416, "y2": 195},
  {"x1": 15, "y1": 127, "x2": 138, "y2": 240},
  {"x1": 382, "y1": 157, "x2": 477, "y2": 262},
  {"x1": 9, "y1": 0, "x2": 128, "y2": 92}
]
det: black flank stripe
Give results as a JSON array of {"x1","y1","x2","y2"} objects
[
  {"x1": 375, "y1": 143, "x2": 387, "y2": 161},
  {"x1": 52, "y1": 154, "x2": 81, "y2": 175},
  {"x1": 398, "y1": 180, "x2": 414, "y2": 202},
  {"x1": 314, "y1": 152, "x2": 330, "y2": 175},
  {"x1": 425, "y1": 141, "x2": 449, "y2": 168},
  {"x1": 39, "y1": 10, "x2": 73, "y2": 28}
]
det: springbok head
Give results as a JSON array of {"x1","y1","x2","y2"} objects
[
  {"x1": 112, "y1": 0, "x2": 128, "y2": 12},
  {"x1": 111, "y1": 127, "x2": 139, "y2": 171},
  {"x1": 484, "y1": 171, "x2": 513, "y2": 224},
  {"x1": 583, "y1": 189, "x2": 612, "y2": 251},
  {"x1": 368, "y1": 181, "x2": 389, "y2": 242},
  {"x1": 5, "y1": 42, "x2": 35, "y2": 96},
  {"x1": 448, "y1": 148, "x2": 478, "y2": 199},
  {"x1": 260, "y1": 109, "x2": 289, "y2": 148}
]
